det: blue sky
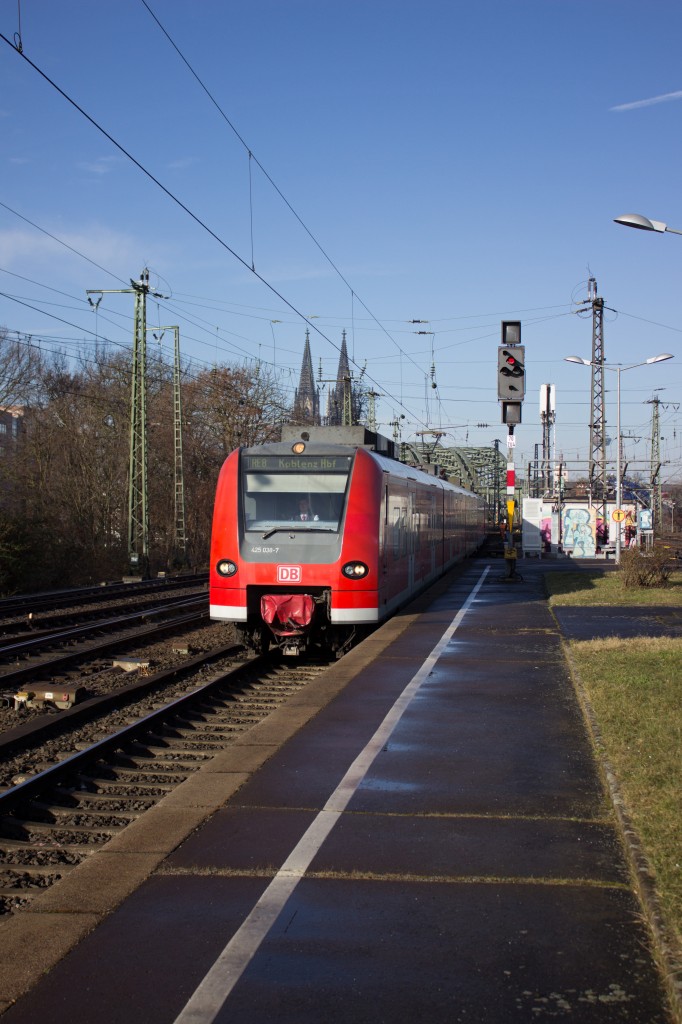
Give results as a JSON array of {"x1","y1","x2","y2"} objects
[{"x1": 1, "y1": 0, "x2": 681, "y2": 481}]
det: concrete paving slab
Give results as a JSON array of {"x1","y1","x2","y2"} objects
[
  {"x1": 165, "y1": 806, "x2": 317, "y2": 872},
  {"x1": 0, "y1": 912, "x2": 100, "y2": 1010},
  {"x1": 308, "y1": 812, "x2": 630, "y2": 884},
  {"x1": 21, "y1": 851, "x2": 165, "y2": 915},
  {"x1": 0, "y1": 878, "x2": 270, "y2": 1024},
  {"x1": 218, "y1": 879, "x2": 669, "y2": 1024},
  {"x1": 2, "y1": 875, "x2": 669, "y2": 1024},
  {"x1": 554, "y1": 605, "x2": 682, "y2": 640},
  {"x1": 171, "y1": 805, "x2": 629, "y2": 885}
]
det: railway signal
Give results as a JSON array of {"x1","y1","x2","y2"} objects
[
  {"x1": 497, "y1": 321, "x2": 525, "y2": 424},
  {"x1": 497, "y1": 321, "x2": 524, "y2": 579}
]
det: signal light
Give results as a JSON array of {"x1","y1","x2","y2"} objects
[
  {"x1": 501, "y1": 320, "x2": 521, "y2": 346},
  {"x1": 498, "y1": 344, "x2": 525, "y2": 401}
]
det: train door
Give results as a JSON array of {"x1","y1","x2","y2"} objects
[
  {"x1": 408, "y1": 484, "x2": 416, "y2": 589},
  {"x1": 380, "y1": 474, "x2": 389, "y2": 590}
]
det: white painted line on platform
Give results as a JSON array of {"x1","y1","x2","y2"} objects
[{"x1": 173, "y1": 565, "x2": 490, "y2": 1024}]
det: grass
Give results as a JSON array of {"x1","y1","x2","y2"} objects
[
  {"x1": 569, "y1": 637, "x2": 682, "y2": 952},
  {"x1": 546, "y1": 568, "x2": 682, "y2": 963},
  {"x1": 545, "y1": 569, "x2": 682, "y2": 606}
]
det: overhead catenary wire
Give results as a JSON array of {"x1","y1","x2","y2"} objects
[
  {"x1": 2, "y1": 27, "x2": 679, "y2": 459},
  {"x1": 0, "y1": 30, "x2": 430, "y2": 432},
  {"x1": 135, "y1": 3, "x2": 433, "y2": 383}
]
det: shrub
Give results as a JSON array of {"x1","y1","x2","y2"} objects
[{"x1": 619, "y1": 546, "x2": 674, "y2": 589}]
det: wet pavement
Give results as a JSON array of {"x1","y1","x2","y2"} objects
[{"x1": 0, "y1": 560, "x2": 675, "y2": 1023}]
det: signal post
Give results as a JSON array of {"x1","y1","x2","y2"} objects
[{"x1": 497, "y1": 321, "x2": 525, "y2": 579}]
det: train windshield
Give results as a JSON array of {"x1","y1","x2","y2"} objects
[{"x1": 241, "y1": 454, "x2": 352, "y2": 532}]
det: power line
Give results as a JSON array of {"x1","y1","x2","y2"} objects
[
  {"x1": 0, "y1": 199, "x2": 128, "y2": 287},
  {"x1": 0, "y1": 30, "x2": 428, "y2": 431}
]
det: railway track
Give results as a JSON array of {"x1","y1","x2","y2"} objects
[
  {"x1": 0, "y1": 588, "x2": 212, "y2": 717},
  {"x1": 0, "y1": 574, "x2": 207, "y2": 625},
  {"x1": 0, "y1": 649, "x2": 331, "y2": 916}
]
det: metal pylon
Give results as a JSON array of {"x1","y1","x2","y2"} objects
[
  {"x1": 587, "y1": 279, "x2": 607, "y2": 532},
  {"x1": 172, "y1": 327, "x2": 187, "y2": 563},
  {"x1": 649, "y1": 396, "x2": 662, "y2": 531},
  {"x1": 128, "y1": 273, "x2": 151, "y2": 575},
  {"x1": 87, "y1": 268, "x2": 165, "y2": 576},
  {"x1": 149, "y1": 325, "x2": 188, "y2": 565}
]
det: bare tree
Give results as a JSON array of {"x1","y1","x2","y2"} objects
[
  {"x1": 0, "y1": 328, "x2": 44, "y2": 407},
  {"x1": 12, "y1": 346, "x2": 130, "y2": 585},
  {"x1": 0, "y1": 338, "x2": 294, "y2": 590}
]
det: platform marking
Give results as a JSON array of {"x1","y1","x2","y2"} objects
[{"x1": 173, "y1": 565, "x2": 490, "y2": 1024}]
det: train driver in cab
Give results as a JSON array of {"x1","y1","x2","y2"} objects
[{"x1": 293, "y1": 498, "x2": 318, "y2": 522}]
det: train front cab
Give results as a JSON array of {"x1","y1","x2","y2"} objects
[{"x1": 210, "y1": 444, "x2": 383, "y2": 655}]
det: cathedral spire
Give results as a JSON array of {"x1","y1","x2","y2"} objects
[
  {"x1": 327, "y1": 330, "x2": 354, "y2": 426},
  {"x1": 293, "y1": 329, "x2": 319, "y2": 424}
]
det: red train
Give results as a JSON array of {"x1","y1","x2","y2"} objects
[{"x1": 209, "y1": 426, "x2": 485, "y2": 656}]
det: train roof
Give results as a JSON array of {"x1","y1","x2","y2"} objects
[
  {"x1": 241, "y1": 427, "x2": 480, "y2": 498},
  {"x1": 280, "y1": 425, "x2": 399, "y2": 459}
]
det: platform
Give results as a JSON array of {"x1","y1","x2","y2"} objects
[{"x1": 0, "y1": 560, "x2": 673, "y2": 1023}]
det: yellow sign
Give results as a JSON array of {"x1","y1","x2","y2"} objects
[
  {"x1": 612, "y1": 509, "x2": 626, "y2": 522},
  {"x1": 506, "y1": 499, "x2": 515, "y2": 526}
]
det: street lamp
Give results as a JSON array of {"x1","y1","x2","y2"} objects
[
  {"x1": 614, "y1": 213, "x2": 682, "y2": 236},
  {"x1": 564, "y1": 354, "x2": 674, "y2": 563}
]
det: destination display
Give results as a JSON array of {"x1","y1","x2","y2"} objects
[{"x1": 243, "y1": 456, "x2": 351, "y2": 473}]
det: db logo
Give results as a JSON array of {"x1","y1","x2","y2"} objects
[{"x1": 277, "y1": 565, "x2": 302, "y2": 583}]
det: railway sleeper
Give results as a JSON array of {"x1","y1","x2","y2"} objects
[
  {"x1": 1, "y1": 822, "x2": 121, "y2": 844},
  {"x1": 147, "y1": 729, "x2": 248, "y2": 745},
  {"x1": 118, "y1": 747, "x2": 216, "y2": 764},
  {"x1": 106, "y1": 751, "x2": 203, "y2": 770},
  {"x1": 7, "y1": 803, "x2": 136, "y2": 828},
  {"x1": 1, "y1": 861, "x2": 79, "y2": 882},
  {"x1": 24, "y1": 801, "x2": 143, "y2": 824},
  {"x1": 131, "y1": 731, "x2": 232, "y2": 749},
  {"x1": 134, "y1": 742, "x2": 237, "y2": 757},
  {"x1": 159, "y1": 721, "x2": 248, "y2": 737},
  {"x1": 70, "y1": 778, "x2": 175, "y2": 797},
  {"x1": 0, "y1": 836, "x2": 85, "y2": 859},
  {"x1": 54, "y1": 786, "x2": 158, "y2": 808},
  {"x1": 93, "y1": 771, "x2": 191, "y2": 786}
]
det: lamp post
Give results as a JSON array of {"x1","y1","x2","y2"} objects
[
  {"x1": 614, "y1": 213, "x2": 682, "y2": 236},
  {"x1": 564, "y1": 354, "x2": 674, "y2": 563}
]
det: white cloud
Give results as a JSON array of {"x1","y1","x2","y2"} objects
[
  {"x1": 610, "y1": 90, "x2": 682, "y2": 112},
  {"x1": 167, "y1": 157, "x2": 198, "y2": 171},
  {"x1": 76, "y1": 155, "x2": 121, "y2": 175},
  {"x1": 0, "y1": 224, "x2": 140, "y2": 277}
]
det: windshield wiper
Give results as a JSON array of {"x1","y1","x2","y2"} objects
[{"x1": 261, "y1": 526, "x2": 337, "y2": 539}]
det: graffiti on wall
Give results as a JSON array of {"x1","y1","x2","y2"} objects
[{"x1": 562, "y1": 507, "x2": 597, "y2": 557}]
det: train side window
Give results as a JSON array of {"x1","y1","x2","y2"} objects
[{"x1": 392, "y1": 506, "x2": 401, "y2": 556}]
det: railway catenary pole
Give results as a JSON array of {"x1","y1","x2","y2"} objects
[
  {"x1": 648, "y1": 395, "x2": 662, "y2": 534},
  {"x1": 149, "y1": 326, "x2": 188, "y2": 566},
  {"x1": 576, "y1": 278, "x2": 608, "y2": 541},
  {"x1": 86, "y1": 269, "x2": 167, "y2": 577},
  {"x1": 493, "y1": 438, "x2": 501, "y2": 523},
  {"x1": 497, "y1": 321, "x2": 525, "y2": 579}
]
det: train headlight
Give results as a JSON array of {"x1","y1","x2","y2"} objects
[
  {"x1": 216, "y1": 559, "x2": 238, "y2": 577},
  {"x1": 342, "y1": 561, "x2": 369, "y2": 579}
]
